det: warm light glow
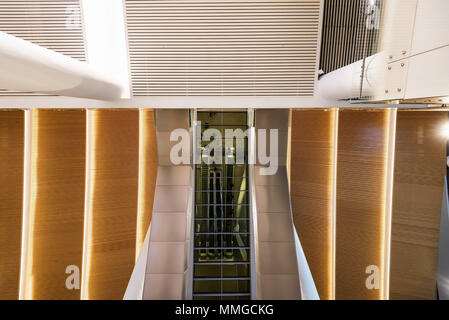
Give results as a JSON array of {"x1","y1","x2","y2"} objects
[
  {"x1": 381, "y1": 108, "x2": 397, "y2": 300},
  {"x1": 329, "y1": 108, "x2": 339, "y2": 300},
  {"x1": 440, "y1": 122, "x2": 449, "y2": 139},
  {"x1": 136, "y1": 109, "x2": 146, "y2": 259},
  {"x1": 286, "y1": 109, "x2": 292, "y2": 192},
  {"x1": 19, "y1": 109, "x2": 38, "y2": 300},
  {"x1": 81, "y1": 110, "x2": 95, "y2": 300},
  {"x1": 19, "y1": 110, "x2": 31, "y2": 300}
]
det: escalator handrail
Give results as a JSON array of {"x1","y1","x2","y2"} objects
[
  {"x1": 293, "y1": 226, "x2": 320, "y2": 300},
  {"x1": 123, "y1": 223, "x2": 151, "y2": 300}
]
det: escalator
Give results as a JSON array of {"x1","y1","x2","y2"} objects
[
  {"x1": 193, "y1": 111, "x2": 251, "y2": 300},
  {"x1": 125, "y1": 109, "x2": 318, "y2": 300}
]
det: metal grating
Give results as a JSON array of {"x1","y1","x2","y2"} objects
[
  {"x1": 319, "y1": 0, "x2": 383, "y2": 74},
  {"x1": 125, "y1": 0, "x2": 321, "y2": 96},
  {"x1": 0, "y1": 0, "x2": 86, "y2": 96}
]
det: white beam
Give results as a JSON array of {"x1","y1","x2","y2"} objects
[
  {"x1": 81, "y1": 0, "x2": 131, "y2": 98},
  {"x1": 0, "y1": 31, "x2": 122, "y2": 100}
]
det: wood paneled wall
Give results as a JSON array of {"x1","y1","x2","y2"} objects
[
  {"x1": 1, "y1": 107, "x2": 446, "y2": 300},
  {"x1": 85, "y1": 109, "x2": 140, "y2": 300},
  {"x1": 136, "y1": 110, "x2": 158, "y2": 257},
  {"x1": 389, "y1": 111, "x2": 447, "y2": 300},
  {"x1": 290, "y1": 109, "x2": 336, "y2": 300},
  {"x1": 335, "y1": 110, "x2": 388, "y2": 300},
  {"x1": 291, "y1": 109, "x2": 392, "y2": 300},
  {"x1": 0, "y1": 110, "x2": 24, "y2": 299},
  {"x1": 30, "y1": 109, "x2": 85, "y2": 300},
  {"x1": 0, "y1": 108, "x2": 159, "y2": 300}
]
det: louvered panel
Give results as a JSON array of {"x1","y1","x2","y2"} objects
[
  {"x1": 319, "y1": 0, "x2": 383, "y2": 74},
  {"x1": 0, "y1": 0, "x2": 86, "y2": 96},
  {"x1": 125, "y1": 0, "x2": 321, "y2": 96}
]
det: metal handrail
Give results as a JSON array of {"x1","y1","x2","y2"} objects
[
  {"x1": 123, "y1": 223, "x2": 151, "y2": 300},
  {"x1": 293, "y1": 226, "x2": 320, "y2": 300}
]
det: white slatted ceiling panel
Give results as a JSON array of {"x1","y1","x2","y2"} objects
[
  {"x1": 125, "y1": 0, "x2": 321, "y2": 96},
  {"x1": 0, "y1": 0, "x2": 86, "y2": 96}
]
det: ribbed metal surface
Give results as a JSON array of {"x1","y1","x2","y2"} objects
[
  {"x1": 125, "y1": 0, "x2": 321, "y2": 96},
  {"x1": 319, "y1": 0, "x2": 382, "y2": 74},
  {"x1": 0, "y1": 0, "x2": 86, "y2": 96}
]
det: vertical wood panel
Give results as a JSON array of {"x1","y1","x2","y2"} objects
[
  {"x1": 136, "y1": 109, "x2": 158, "y2": 257},
  {"x1": 336, "y1": 110, "x2": 388, "y2": 300},
  {"x1": 31, "y1": 109, "x2": 85, "y2": 300},
  {"x1": 87, "y1": 109, "x2": 139, "y2": 300},
  {"x1": 290, "y1": 109, "x2": 336, "y2": 300},
  {"x1": 390, "y1": 111, "x2": 447, "y2": 300},
  {"x1": 0, "y1": 110, "x2": 24, "y2": 299}
]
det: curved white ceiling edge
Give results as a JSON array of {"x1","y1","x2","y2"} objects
[
  {"x1": 0, "y1": 31, "x2": 123, "y2": 100},
  {"x1": 317, "y1": 53, "x2": 382, "y2": 100}
]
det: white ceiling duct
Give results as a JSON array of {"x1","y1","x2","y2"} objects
[
  {"x1": 0, "y1": 0, "x2": 87, "y2": 96},
  {"x1": 318, "y1": 53, "x2": 382, "y2": 100},
  {"x1": 318, "y1": 0, "x2": 449, "y2": 103},
  {"x1": 81, "y1": 0, "x2": 131, "y2": 99},
  {"x1": 125, "y1": 0, "x2": 322, "y2": 96},
  {"x1": 0, "y1": 31, "x2": 123, "y2": 100}
]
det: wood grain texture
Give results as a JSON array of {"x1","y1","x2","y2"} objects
[
  {"x1": 137, "y1": 109, "x2": 158, "y2": 256},
  {"x1": 336, "y1": 110, "x2": 388, "y2": 300},
  {"x1": 87, "y1": 109, "x2": 139, "y2": 300},
  {"x1": 389, "y1": 111, "x2": 447, "y2": 300},
  {"x1": 290, "y1": 109, "x2": 336, "y2": 300},
  {"x1": 30, "y1": 109, "x2": 85, "y2": 300},
  {"x1": 0, "y1": 110, "x2": 24, "y2": 299}
]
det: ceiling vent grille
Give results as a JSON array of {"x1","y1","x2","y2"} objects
[
  {"x1": 319, "y1": 0, "x2": 383, "y2": 75},
  {"x1": 125, "y1": 0, "x2": 321, "y2": 96},
  {"x1": 0, "y1": 0, "x2": 86, "y2": 96}
]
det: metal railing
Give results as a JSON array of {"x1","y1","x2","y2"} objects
[
  {"x1": 123, "y1": 223, "x2": 152, "y2": 300},
  {"x1": 293, "y1": 226, "x2": 320, "y2": 300}
]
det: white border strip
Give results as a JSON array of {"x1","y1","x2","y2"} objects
[
  {"x1": 80, "y1": 0, "x2": 130, "y2": 98},
  {"x1": 0, "y1": 96, "x2": 413, "y2": 109}
]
